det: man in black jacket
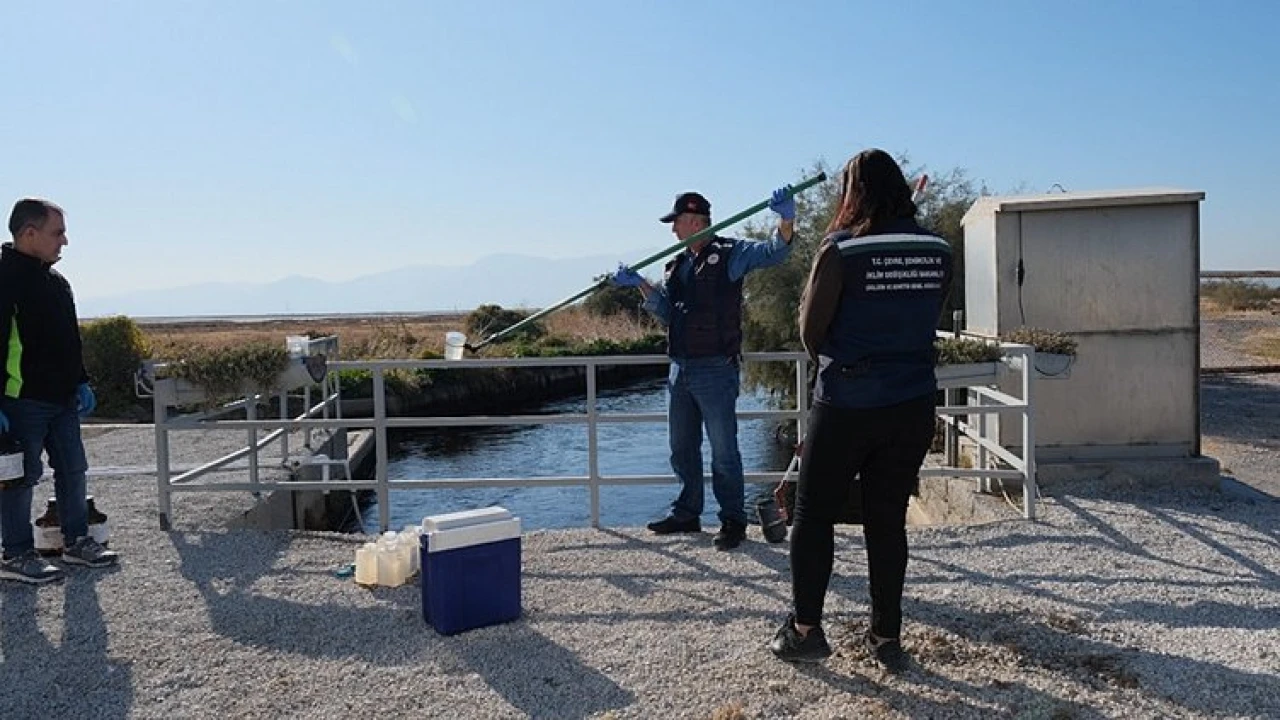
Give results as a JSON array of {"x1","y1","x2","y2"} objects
[{"x1": 0, "y1": 198, "x2": 118, "y2": 584}]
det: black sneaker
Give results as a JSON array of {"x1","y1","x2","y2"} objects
[
  {"x1": 865, "y1": 631, "x2": 910, "y2": 673},
  {"x1": 0, "y1": 550, "x2": 64, "y2": 585},
  {"x1": 647, "y1": 515, "x2": 701, "y2": 535},
  {"x1": 769, "y1": 615, "x2": 832, "y2": 662},
  {"x1": 713, "y1": 520, "x2": 747, "y2": 550}
]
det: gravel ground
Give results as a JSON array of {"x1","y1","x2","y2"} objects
[
  {"x1": 2, "y1": 312, "x2": 1276, "y2": 719},
  {"x1": 1200, "y1": 311, "x2": 1280, "y2": 499},
  {"x1": 1, "y1": 422, "x2": 1277, "y2": 719}
]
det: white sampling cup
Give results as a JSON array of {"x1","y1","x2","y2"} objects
[{"x1": 444, "y1": 331, "x2": 467, "y2": 361}]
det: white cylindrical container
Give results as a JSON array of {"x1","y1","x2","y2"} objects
[{"x1": 443, "y1": 332, "x2": 467, "y2": 361}]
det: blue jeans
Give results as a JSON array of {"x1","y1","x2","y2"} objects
[
  {"x1": 667, "y1": 357, "x2": 746, "y2": 526},
  {"x1": 0, "y1": 397, "x2": 89, "y2": 557}
]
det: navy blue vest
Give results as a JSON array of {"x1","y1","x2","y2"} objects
[
  {"x1": 815, "y1": 221, "x2": 953, "y2": 408},
  {"x1": 664, "y1": 237, "x2": 743, "y2": 359}
]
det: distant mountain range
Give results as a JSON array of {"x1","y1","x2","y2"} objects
[{"x1": 78, "y1": 249, "x2": 661, "y2": 318}]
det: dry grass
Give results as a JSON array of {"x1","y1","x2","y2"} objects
[
  {"x1": 140, "y1": 314, "x2": 465, "y2": 360},
  {"x1": 138, "y1": 307, "x2": 657, "y2": 360},
  {"x1": 1244, "y1": 330, "x2": 1280, "y2": 362},
  {"x1": 542, "y1": 306, "x2": 659, "y2": 344}
]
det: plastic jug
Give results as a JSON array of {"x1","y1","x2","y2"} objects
[
  {"x1": 355, "y1": 542, "x2": 378, "y2": 586},
  {"x1": 401, "y1": 525, "x2": 422, "y2": 576},
  {"x1": 376, "y1": 532, "x2": 407, "y2": 587}
]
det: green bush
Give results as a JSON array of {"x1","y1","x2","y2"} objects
[
  {"x1": 81, "y1": 315, "x2": 151, "y2": 417},
  {"x1": 506, "y1": 333, "x2": 666, "y2": 358},
  {"x1": 466, "y1": 304, "x2": 544, "y2": 344},
  {"x1": 583, "y1": 284, "x2": 646, "y2": 319},
  {"x1": 156, "y1": 342, "x2": 290, "y2": 402},
  {"x1": 336, "y1": 367, "x2": 420, "y2": 398}
]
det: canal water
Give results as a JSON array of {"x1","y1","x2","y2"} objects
[{"x1": 362, "y1": 378, "x2": 794, "y2": 531}]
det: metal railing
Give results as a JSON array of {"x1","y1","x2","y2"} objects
[{"x1": 147, "y1": 344, "x2": 1038, "y2": 531}]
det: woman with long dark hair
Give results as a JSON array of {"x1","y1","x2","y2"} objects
[{"x1": 769, "y1": 150, "x2": 952, "y2": 670}]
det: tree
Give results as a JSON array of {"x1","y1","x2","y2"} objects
[
  {"x1": 583, "y1": 283, "x2": 646, "y2": 320},
  {"x1": 739, "y1": 156, "x2": 984, "y2": 403},
  {"x1": 81, "y1": 315, "x2": 151, "y2": 418},
  {"x1": 465, "y1": 304, "x2": 545, "y2": 343}
]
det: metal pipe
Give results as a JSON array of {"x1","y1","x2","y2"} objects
[
  {"x1": 170, "y1": 429, "x2": 286, "y2": 484},
  {"x1": 467, "y1": 173, "x2": 828, "y2": 352}
]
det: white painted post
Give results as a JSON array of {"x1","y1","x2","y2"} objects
[
  {"x1": 246, "y1": 395, "x2": 259, "y2": 495},
  {"x1": 1021, "y1": 347, "x2": 1037, "y2": 520},
  {"x1": 154, "y1": 391, "x2": 172, "y2": 530},
  {"x1": 279, "y1": 391, "x2": 289, "y2": 464},
  {"x1": 587, "y1": 360, "x2": 600, "y2": 529},
  {"x1": 373, "y1": 369, "x2": 390, "y2": 532}
]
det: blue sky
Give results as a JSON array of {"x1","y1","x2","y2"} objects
[{"x1": 2, "y1": 1, "x2": 1277, "y2": 304}]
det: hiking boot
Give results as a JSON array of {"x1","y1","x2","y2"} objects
[
  {"x1": 769, "y1": 615, "x2": 832, "y2": 663},
  {"x1": 713, "y1": 520, "x2": 747, "y2": 551},
  {"x1": 647, "y1": 515, "x2": 701, "y2": 535},
  {"x1": 61, "y1": 536, "x2": 119, "y2": 568},
  {"x1": 0, "y1": 550, "x2": 65, "y2": 585},
  {"x1": 865, "y1": 631, "x2": 910, "y2": 673}
]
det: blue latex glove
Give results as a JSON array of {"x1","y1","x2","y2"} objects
[
  {"x1": 769, "y1": 185, "x2": 796, "y2": 221},
  {"x1": 610, "y1": 264, "x2": 645, "y2": 288},
  {"x1": 76, "y1": 383, "x2": 96, "y2": 418},
  {"x1": 0, "y1": 408, "x2": 8, "y2": 433}
]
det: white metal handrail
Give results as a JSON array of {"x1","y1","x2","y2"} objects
[{"x1": 149, "y1": 344, "x2": 1037, "y2": 531}]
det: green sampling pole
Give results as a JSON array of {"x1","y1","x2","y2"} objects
[{"x1": 467, "y1": 172, "x2": 827, "y2": 352}]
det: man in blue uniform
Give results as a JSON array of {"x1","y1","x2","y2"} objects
[{"x1": 611, "y1": 186, "x2": 796, "y2": 550}]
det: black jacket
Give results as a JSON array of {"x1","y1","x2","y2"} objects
[{"x1": 0, "y1": 243, "x2": 89, "y2": 405}]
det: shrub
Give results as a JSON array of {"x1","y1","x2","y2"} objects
[
  {"x1": 335, "y1": 367, "x2": 418, "y2": 398},
  {"x1": 935, "y1": 337, "x2": 1003, "y2": 365},
  {"x1": 505, "y1": 333, "x2": 666, "y2": 358},
  {"x1": 81, "y1": 315, "x2": 151, "y2": 417},
  {"x1": 583, "y1": 284, "x2": 646, "y2": 320},
  {"x1": 466, "y1": 304, "x2": 544, "y2": 344},
  {"x1": 156, "y1": 342, "x2": 290, "y2": 402}
]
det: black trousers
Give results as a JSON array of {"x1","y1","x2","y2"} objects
[{"x1": 789, "y1": 393, "x2": 936, "y2": 637}]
